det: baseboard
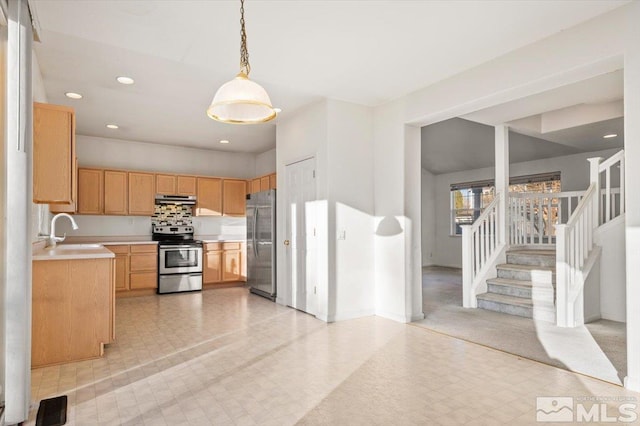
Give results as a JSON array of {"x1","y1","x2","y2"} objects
[
  {"x1": 332, "y1": 309, "x2": 376, "y2": 322},
  {"x1": 600, "y1": 311, "x2": 626, "y2": 323},
  {"x1": 275, "y1": 297, "x2": 286, "y2": 306},
  {"x1": 584, "y1": 314, "x2": 602, "y2": 324},
  {"x1": 315, "y1": 313, "x2": 330, "y2": 322},
  {"x1": 375, "y1": 310, "x2": 421, "y2": 323}
]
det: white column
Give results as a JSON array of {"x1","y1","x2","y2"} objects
[
  {"x1": 495, "y1": 125, "x2": 509, "y2": 245},
  {"x1": 624, "y1": 0, "x2": 640, "y2": 392}
]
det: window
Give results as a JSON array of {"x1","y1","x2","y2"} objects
[{"x1": 450, "y1": 172, "x2": 561, "y2": 235}]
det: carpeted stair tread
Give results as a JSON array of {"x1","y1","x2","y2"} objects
[
  {"x1": 476, "y1": 292, "x2": 533, "y2": 307},
  {"x1": 486, "y1": 277, "x2": 533, "y2": 288},
  {"x1": 506, "y1": 249, "x2": 556, "y2": 257},
  {"x1": 496, "y1": 263, "x2": 555, "y2": 272}
]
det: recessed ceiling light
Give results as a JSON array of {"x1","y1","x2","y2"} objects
[
  {"x1": 106, "y1": 124, "x2": 119, "y2": 129},
  {"x1": 219, "y1": 140, "x2": 230, "y2": 144},
  {"x1": 65, "y1": 92, "x2": 83, "y2": 99},
  {"x1": 603, "y1": 134, "x2": 617, "y2": 139},
  {"x1": 116, "y1": 76, "x2": 135, "y2": 85},
  {"x1": 274, "y1": 108, "x2": 282, "y2": 114}
]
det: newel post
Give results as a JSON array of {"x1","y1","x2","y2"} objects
[
  {"x1": 588, "y1": 157, "x2": 602, "y2": 228},
  {"x1": 461, "y1": 225, "x2": 474, "y2": 308},
  {"x1": 555, "y1": 224, "x2": 569, "y2": 327}
]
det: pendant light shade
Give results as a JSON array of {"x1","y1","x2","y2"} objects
[
  {"x1": 207, "y1": 72, "x2": 276, "y2": 124},
  {"x1": 207, "y1": 0, "x2": 276, "y2": 125}
]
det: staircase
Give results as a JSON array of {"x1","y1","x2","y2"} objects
[{"x1": 476, "y1": 248, "x2": 556, "y2": 322}]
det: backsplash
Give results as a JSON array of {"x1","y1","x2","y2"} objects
[
  {"x1": 151, "y1": 204, "x2": 193, "y2": 226},
  {"x1": 54, "y1": 214, "x2": 245, "y2": 238}
]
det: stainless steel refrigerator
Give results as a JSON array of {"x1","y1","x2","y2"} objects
[{"x1": 246, "y1": 189, "x2": 276, "y2": 300}]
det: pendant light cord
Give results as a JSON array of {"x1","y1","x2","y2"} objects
[{"x1": 240, "y1": 0, "x2": 251, "y2": 76}]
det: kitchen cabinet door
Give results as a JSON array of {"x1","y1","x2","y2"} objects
[
  {"x1": 156, "y1": 174, "x2": 176, "y2": 195},
  {"x1": 33, "y1": 102, "x2": 76, "y2": 205},
  {"x1": 222, "y1": 179, "x2": 246, "y2": 216},
  {"x1": 196, "y1": 177, "x2": 222, "y2": 216},
  {"x1": 76, "y1": 168, "x2": 103, "y2": 215},
  {"x1": 177, "y1": 175, "x2": 197, "y2": 196},
  {"x1": 260, "y1": 176, "x2": 270, "y2": 192},
  {"x1": 109, "y1": 245, "x2": 130, "y2": 291},
  {"x1": 204, "y1": 250, "x2": 222, "y2": 284},
  {"x1": 269, "y1": 173, "x2": 277, "y2": 189},
  {"x1": 104, "y1": 170, "x2": 128, "y2": 215},
  {"x1": 251, "y1": 178, "x2": 261, "y2": 194},
  {"x1": 128, "y1": 172, "x2": 155, "y2": 215},
  {"x1": 50, "y1": 157, "x2": 78, "y2": 213},
  {"x1": 222, "y1": 249, "x2": 242, "y2": 282}
]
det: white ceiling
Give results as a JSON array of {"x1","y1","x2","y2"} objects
[{"x1": 31, "y1": 0, "x2": 628, "y2": 153}]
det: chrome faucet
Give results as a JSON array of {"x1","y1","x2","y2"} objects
[{"x1": 48, "y1": 213, "x2": 79, "y2": 247}]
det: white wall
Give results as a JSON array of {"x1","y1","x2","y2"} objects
[
  {"x1": 429, "y1": 148, "x2": 619, "y2": 268},
  {"x1": 421, "y1": 168, "x2": 436, "y2": 266},
  {"x1": 595, "y1": 217, "x2": 626, "y2": 322},
  {"x1": 77, "y1": 135, "x2": 255, "y2": 178},
  {"x1": 327, "y1": 99, "x2": 375, "y2": 321},
  {"x1": 255, "y1": 148, "x2": 276, "y2": 176},
  {"x1": 275, "y1": 99, "x2": 375, "y2": 322},
  {"x1": 276, "y1": 100, "x2": 329, "y2": 316}
]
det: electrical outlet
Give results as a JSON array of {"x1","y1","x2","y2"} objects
[{"x1": 337, "y1": 230, "x2": 346, "y2": 240}]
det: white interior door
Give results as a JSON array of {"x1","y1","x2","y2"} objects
[{"x1": 285, "y1": 157, "x2": 316, "y2": 315}]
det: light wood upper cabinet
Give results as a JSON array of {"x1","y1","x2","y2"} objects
[
  {"x1": 156, "y1": 174, "x2": 176, "y2": 195},
  {"x1": 77, "y1": 168, "x2": 103, "y2": 215},
  {"x1": 260, "y1": 176, "x2": 270, "y2": 192},
  {"x1": 33, "y1": 102, "x2": 76, "y2": 205},
  {"x1": 222, "y1": 180, "x2": 247, "y2": 216},
  {"x1": 196, "y1": 177, "x2": 222, "y2": 216},
  {"x1": 251, "y1": 178, "x2": 261, "y2": 194},
  {"x1": 269, "y1": 173, "x2": 277, "y2": 189},
  {"x1": 177, "y1": 175, "x2": 197, "y2": 196},
  {"x1": 104, "y1": 170, "x2": 128, "y2": 215},
  {"x1": 128, "y1": 172, "x2": 155, "y2": 215},
  {"x1": 50, "y1": 157, "x2": 78, "y2": 213}
]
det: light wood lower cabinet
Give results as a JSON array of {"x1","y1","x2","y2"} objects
[
  {"x1": 32, "y1": 258, "x2": 115, "y2": 368},
  {"x1": 204, "y1": 242, "x2": 246, "y2": 284},
  {"x1": 108, "y1": 244, "x2": 158, "y2": 295}
]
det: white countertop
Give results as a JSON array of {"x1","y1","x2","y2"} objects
[
  {"x1": 64, "y1": 235, "x2": 245, "y2": 244},
  {"x1": 33, "y1": 243, "x2": 116, "y2": 261}
]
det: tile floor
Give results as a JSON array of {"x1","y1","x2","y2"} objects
[{"x1": 28, "y1": 287, "x2": 638, "y2": 425}]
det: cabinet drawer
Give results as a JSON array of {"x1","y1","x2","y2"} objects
[
  {"x1": 130, "y1": 272, "x2": 157, "y2": 290},
  {"x1": 107, "y1": 245, "x2": 129, "y2": 255},
  {"x1": 130, "y1": 253, "x2": 157, "y2": 272},
  {"x1": 205, "y1": 242, "x2": 222, "y2": 251},
  {"x1": 130, "y1": 244, "x2": 157, "y2": 254},
  {"x1": 222, "y1": 242, "x2": 241, "y2": 250}
]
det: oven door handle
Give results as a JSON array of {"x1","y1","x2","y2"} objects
[{"x1": 160, "y1": 245, "x2": 200, "y2": 249}]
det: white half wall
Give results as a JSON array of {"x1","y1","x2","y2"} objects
[
  {"x1": 594, "y1": 216, "x2": 626, "y2": 322},
  {"x1": 429, "y1": 148, "x2": 619, "y2": 268}
]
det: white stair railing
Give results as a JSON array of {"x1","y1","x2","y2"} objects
[
  {"x1": 462, "y1": 192, "x2": 505, "y2": 308},
  {"x1": 596, "y1": 149, "x2": 625, "y2": 225},
  {"x1": 508, "y1": 191, "x2": 585, "y2": 246},
  {"x1": 555, "y1": 183, "x2": 598, "y2": 327}
]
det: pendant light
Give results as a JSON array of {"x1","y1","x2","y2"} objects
[{"x1": 207, "y1": 0, "x2": 276, "y2": 124}]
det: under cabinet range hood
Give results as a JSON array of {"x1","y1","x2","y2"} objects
[{"x1": 155, "y1": 194, "x2": 196, "y2": 205}]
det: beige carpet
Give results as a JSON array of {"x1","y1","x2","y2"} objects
[{"x1": 415, "y1": 266, "x2": 627, "y2": 385}]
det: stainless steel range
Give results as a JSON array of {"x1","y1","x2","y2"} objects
[{"x1": 152, "y1": 194, "x2": 203, "y2": 294}]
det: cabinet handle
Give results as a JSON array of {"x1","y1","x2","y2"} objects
[{"x1": 284, "y1": 240, "x2": 290, "y2": 246}]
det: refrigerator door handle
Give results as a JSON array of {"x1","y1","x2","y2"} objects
[{"x1": 253, "y1": 207, "x2": 259, "y2": 258}]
